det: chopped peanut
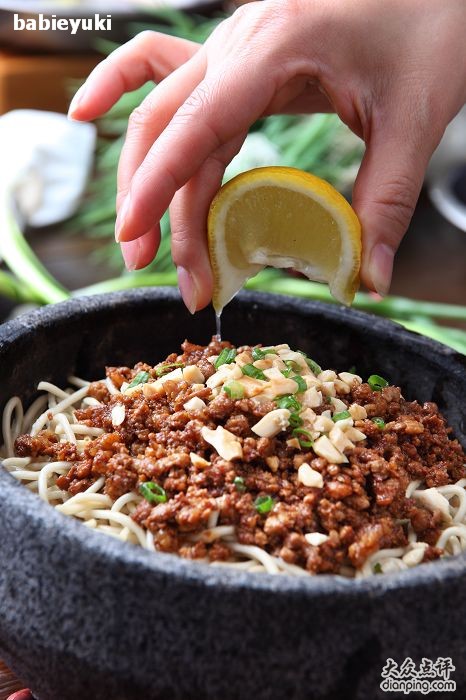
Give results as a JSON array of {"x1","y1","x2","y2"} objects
[
  {"x1": 201, "y1": 426, "x2": 243, "y2": 461},
  {"x1": 313, "y1": 435, "x2": 348, "y2": 464},
  {"x1": 182, "y1": 365, "x2": 205, "y2": 385},
  {"x1": 190, "y1": 452, "x2": 210, "y2": 468},
  {"x1": 252, "y1": 408, "x2": 291, "y2": 438},
  {"x1": 298, "y1": 463, "x2": 324, "y2": 488}
]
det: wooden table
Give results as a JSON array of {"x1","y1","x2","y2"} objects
[
  {"x1": 0, "y1": 51, "x2": 100, "y2": 115},
  {"x1": 0, "y1": 659, "x2": 25, "y2": 700}
]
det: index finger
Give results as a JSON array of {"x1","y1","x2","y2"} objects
[
  {"x1": 69, "y1": 31, "x2": 200, "y2": 121},
  {"x1": 116, "y1": 63, "x2": 277, "y2": 243}
]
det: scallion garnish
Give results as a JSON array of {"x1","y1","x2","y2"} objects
[
  {"x1": 275, "y1": 394, "x2": 301, "y2": 412},
  {"x1": 154, "y1": 362, "x2": 184, "y2": 377},
  {"x1": 127, "y1": 370, "x2": 150, "y2": 388},
  {"x1": 298, "y1": 351, "x2": 321, "y2": 375},
  {"x1": 281, "y1": 367, "x2": 294, "y2": 378},
  {"x1": 284, "y1": 359, "x2": 301, "y2": 373},
  {"x1": 241, "y1": 363, "x2": 266, "y2": 380},
  {"x1": 292, "y1": 375, "x2": 307, "y2": 393},
  {"x1": 372, "y1": 417, "x2": 386, "y2": 429},
  {"x1": 139, "y1": 482, "x2": 167, "y2": 504},
  {"x1": 367, "y1": 374, "x2": 389, "y2": 391},
  {"x1": 252, "y1": 346, "x2": 273, "y2": 361},
  {"x1": 373, "y1": 562, "x2": 383, "y2": 574},
  {"x1": 223, "y1": 381, "x2": 245, "y2": 400},
  {"x1": 215, "y1": 348, "x2": 237, "y2": 369},
  {"x1": 234, "y1": 476, "x2": 246, "y2": 492},
  {"x1": 254, "y1": 495, "x2": 274, "y2": 514},
  {"x1": 332, "y1": 410, "x2": 351, "y2": 422},
  {"x1": 292, "y1": 427, "x2": 314, "y2": 448},
  {"x1": 289, "y1": 412, "x2": 303, "y2": 428}
]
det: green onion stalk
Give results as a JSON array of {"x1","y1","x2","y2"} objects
[{"x1": 0, "y1": 190, "x2": 68, "y2": 304}]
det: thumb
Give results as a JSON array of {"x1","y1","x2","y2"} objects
[{"x1": 352, "y1": 128, "x2": 432, "y2": 296}]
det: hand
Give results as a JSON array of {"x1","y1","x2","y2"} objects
[{"x1": 69, "y1": 0, "x2": 466, "y2": 311}]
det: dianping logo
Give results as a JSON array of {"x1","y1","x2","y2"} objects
[{"x1": 13, "y1": 13, "x2": 112, "y2": 35}]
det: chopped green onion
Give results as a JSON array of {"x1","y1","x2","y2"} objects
[
  {"x1": 373, "y1": 562, "x2": 383, "y2": 575},
  {"x1": 252, "y1": 346, "x2": 273, "y2": 360},
  {"x1": 307, "y1": 359, "x2": 322, "y2": 375},
  {"x1": 292, "y1": 427, "x2": 314, "y2": 448},
  {"x1": 332, "y1": 410, "x2": 351, "y2": 422},
  {"x1": 215, "y1": 348, "x2": 237, "y2": 369},
  {"x1": 242, "y1": 363, "x2": 266, "y2": 380},
  {"x1": 348, "y1": 365, "x2": 357, "y2": 375},
  {"x1": 234, "y1": 476, "x2": 246, "y2": 492},
  {"x1": 155, "y1": 362, "x2": 184, "y2": 377},
  {"x1": 289, "y1": 412, "x2": 303, "y2": 428},
  {"x1": 275, "y1": 394, "x2": 301, "y2": 412},
  {"x1": 254, "y1": 495, "x2": 274, "y2": 514},
  {"x1": 281, "y1": 367, "x2": 294, "y2": 378},
  {"x1": 367, "y1": 374, "x2": 389, "y2": 391},
  {"x1": 292, "y1": 375, "x2": 307, "y2": 393},
  {"x1": 128, "y1": 371, "x2": 150, "y2": 388},
  {"x1": 284, "y1": 359, "x2": 302, "y2": 373},
  {"x1": 139, "y1": 482, "x2": 167, "y2": 504},
  {"x1": 298, "y1": 351, "x2": 321, "y2": 375},
  {"x1": 223, "y1": 381, "x2": 245, "y2": 400},
  {"x1": 372, "y1": 417, "x2": 386, "y2": 429}
]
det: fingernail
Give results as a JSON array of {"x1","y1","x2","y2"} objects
[
  {"x1": 68, "y1": 83, "x2": 86, "y2": 117},
  {"x1": 369, "y1": 243, "x2": 394, "y2": 297},
  {"x1": 121, "y1": 239, "x2": 141, "y2": 271},
  {"x1": 177, "y1": 266, "x2": 198, "y2": 315},
  {"x1": 115, "y1": 194, "x2": 131, "y2": 242}
]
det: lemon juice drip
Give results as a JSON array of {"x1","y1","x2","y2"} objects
[{"x1": 215, "y1": 312, "x2": 222, "y2": 341}]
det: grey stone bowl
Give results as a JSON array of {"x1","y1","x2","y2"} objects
[{"x1": 0, "y1": 288, "x2": 465, "y2": 700}]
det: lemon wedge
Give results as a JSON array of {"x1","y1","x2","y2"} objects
[{"x1": 208, "y1": 166, "x2": 361, "y2": 312}]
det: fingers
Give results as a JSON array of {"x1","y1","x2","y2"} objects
[
  {"x1": 116, "y1": 65, "x2": 277, "y2": 244},
  {"x1": 352, "y1": 125, "x2": 433, "y2": 295},
  {"x1": 116, "y1": 49, "x2": 207, "y2": 222},
  {"x1": 68, "y1": 31, "x2": 200, "y2": 121},
  {"x1": 170, "y1": 132, "x2": 247, "y2": 312},
  {"x1": 120, "y1": 224, "x2": 160, "y2": 270}
]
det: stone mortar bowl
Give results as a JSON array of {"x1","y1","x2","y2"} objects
[{"x1": 0, "y1": 288, "x2": 465, "y2": 700}]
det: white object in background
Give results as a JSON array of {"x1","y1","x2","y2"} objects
[
  {"x1": 426, "y1": 105, "x2": 466, "y2": 232},
  {"x1": 223, "y1": 132, "x2": 281, "y2": 183},
  {"x1": 0, "y1": 110, "x2": 96, "y2": 227}
]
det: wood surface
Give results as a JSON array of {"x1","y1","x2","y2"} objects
[{"x1": 0, "y1": 659, "x2": 25, "y2": 700}]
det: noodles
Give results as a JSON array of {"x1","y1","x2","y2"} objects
[
  {"x1": 2, "y1": 367, "x2": 466, "y2": 579},
  {"x1": 2, "y1": 396, "x2": 23, "y2": 458},
  {"x1": 30, "y1": 385, "x2": 89, "y2": 435}
]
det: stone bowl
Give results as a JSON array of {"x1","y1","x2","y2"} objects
[{"x1": 0, "y1": 288, "x2": 465, "y2": 700}]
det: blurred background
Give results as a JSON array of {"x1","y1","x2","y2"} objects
[{"x1": 0, "y1": 0, "x2": 465, "y2": 350}]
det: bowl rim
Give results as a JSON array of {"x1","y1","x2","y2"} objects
[{"x1": 1, "y1": 287, "x2": 465, "y2": 597}]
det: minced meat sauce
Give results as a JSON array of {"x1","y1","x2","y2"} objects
[{"x1": 15, "y1": 338, "x2": 466, "y2": 574}]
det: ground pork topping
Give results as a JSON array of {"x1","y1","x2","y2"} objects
[{"x1": 14, "y1": 338, "x2": 466, "y2": 575}]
